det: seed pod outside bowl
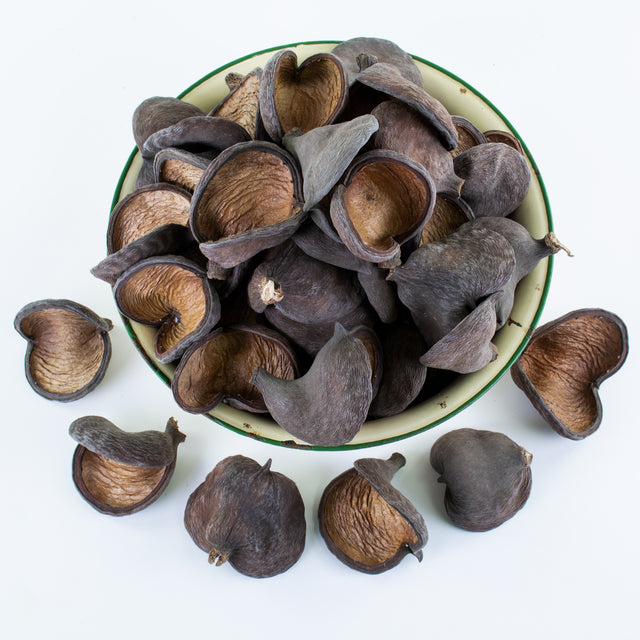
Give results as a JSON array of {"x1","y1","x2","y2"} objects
[
  {"x1": 14, "y1": 299, "x2": 113, "y2": 402},
  {"x1": 318, "y1": 453, "x2": 428, "y2": 573},
  {"x1": 511, "y1": 309, "x2": 629, "y2": 440},
  {"x1": 69, "y1": 416, "x2": 186, "y2": 516}
]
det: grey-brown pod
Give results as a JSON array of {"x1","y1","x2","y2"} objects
[
  {"x1": 208, "y1": 68, "x2": 262, "y2": 139},
  {"x1": 247, "y1": 241, "x2": 363, "y2": 324},
  {"x1": 153, "y1": 148, "x2": 210, "y2": 192},
  {"x1": 453, "y1": 142, "x2": 531, "y2": 218},
  {"x1": 282, "y1": 114, "x2": 379, "y2": 211},
  {"x1": 511, "y1": 309, "x2": 629, "y2": 440},
  {"x1": 483, "y1": 129, "x2": 524, "y2": 155},
  {"x1": 331, "y1": 37, "x2": 423, "y2": 87},
  {"x1": 389, "y1": 226, "x2": 516, "y2": 346},
  {"x1": 14, "y1": 299, "x2": 113, "y2": 402},
  {"x1": 191, "y1": 140, "x2": 305, "y2": 270},
  {"x1": 450, "y1": 115, "x2": 487, "y2": 157},
  {"x1": 184, "y1": 455, "x2": 306, "y2": 578},
  {"x1": 371, "y1": 100, "x2": 464, "y2": 198},
  {"x1": 355, "y1": 61, "x2": 458, "y2": 151},
  {"x1": 258, "y1": 49, "x2": 347, "y2": 143},
  {"x1": 430, "y1": 428, "x2": 532, "y2": 531},
  {"x1": 171, "y1": 324, "x2": 299, "y2": 414},
  {"x1": 330, "y1": 149, "x2": 436, "y2": 266},
  {"x1": 107, "y1": 183, "x2": 192, "y2": 254},
  {"x1": 113, "y1": 255, "x2": 220, "y2": 363},
  {"x1": 70, "y1": 416, "x2": 186, "y2": 516},
  {"x1": 251, "y1": 323, "x2": 373, "y2": 446},
  {"x1": 318, "y1": 453, "x2": 428, "y2": 573},
  {"x1": 419, "y1": 192, "x2": 475, "y2": 246}
]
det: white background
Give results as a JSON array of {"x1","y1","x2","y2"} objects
[{"x1": 2, "y1": 2, "x2": 638, "y2": 639}]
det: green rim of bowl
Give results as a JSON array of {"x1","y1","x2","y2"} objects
[{"x1": 110, "y1": 40, "x2": 553, "y2": 451}]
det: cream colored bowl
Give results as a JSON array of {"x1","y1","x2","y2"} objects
[{"x1": 111, "y1": 41, "x2": 553, "y2": 450}]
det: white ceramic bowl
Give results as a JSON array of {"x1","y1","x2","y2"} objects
[{"x1": 111, "y1": 40, "x2": 553, "y2": 450}]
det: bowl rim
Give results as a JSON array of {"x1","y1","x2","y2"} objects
[{"x1": 110, "y1": 39, "x2": 554, "y2": 451}]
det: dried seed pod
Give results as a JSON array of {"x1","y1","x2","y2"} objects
[
  {"x1": 259, "y1": 49, "x2": 347, "y2": 142},
  {"x1": 419, "y1": 192, "x2": 475, "y2": 246},
  {"x1": 251, "y1": 323, "x2": 373, "y2": 446},
  {"x1": 355, "y1": 61, "x2": 458, "y2": 150},
  {"x1": 450, "y1": 115, "x2": 487, "y2": 157},
  {"x1": 430, "y1": 428, "x2": 532, "y2": 531},
  {"x1": 190, "y1": 140, "x2": 305, "y2": 269},
  {"x1": 184, "y1": 455, "x2": 306, "y2": 578},
  {"x1": 318, "y1": 453, "x2": 428, "y2": 573},
  {"x1": 113, "y1": 255, "x2": 220, "y2": 363},
  {"x1": 171, "y1": 324, "x2": 299, "y2": 414},
  {"x1": 14, "y1": 299, "x2": 113, "y2": 401},
  {"x1": 330, "y1": 149, "x2": 436, "y2": 266},
  {"x1": 453, "y1": 142, "x2": 531, "y2": 218},
  {"x1": 483, "y1": 129, "x2": 524, "y2": 155},
  {"x1": 153, "y1": 148, "x2": 209, "y2": 192},
  {"x1": 371, "y1": 100, "x2": 464, "y2": 198},
  {"x1": 70, "y1": 416, "x2": 185, "y2": 516},
  {"x1": 511, "y1": 309, "x2": 629, "y2": 440}
]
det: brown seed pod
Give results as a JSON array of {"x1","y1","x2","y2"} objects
[
  {"x1": 14, "y1": 299, "x2": 113, "y2": 402},
  {"x1": 70, "y1": 416, "x2": 185, "y2": 516},
  {"x1": 251, "y1": 323, "x2": 373, "y2": 446},
  {"x1": 153, "y1": 148, "x2": 210, "y2": 192},
  {"x1": 171, "y1": 324, "x2": 299, "y2": 414},
  {"x1": 430, "y1": 428, "x2": 532, "y2": 531},
  {"x1": 511, "y1": 309, "x2": 629, "y2": 440},
  {"x1": 113, "y1": 255, "x2": 220, "y2": 363},
  {"x1": 419, "y1": 192, "x2": 475, "y2": 246},
  {"x1": 318, "y1": 453, "x2": 428, "y2": 573},
  {"x1": 483, "y1": 129, "x2": 525, "y2": 155},
  {"x1": 190, "y1": 140, "x2": 305, "y2": 270},
  {"x1": 450, "y1": 115, "x2": 487, "y2": 157},
  {"x1": 330, "y1": 149, "x2": 436, "y2": 266},
  {"x1": 184, "y1": 455, "x2": 306, "y2": 578},
  {"x1": 258, "y1": 49, "x2": 347, "y2": 142}
]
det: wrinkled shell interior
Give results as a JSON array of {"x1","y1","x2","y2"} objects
[
  {"x1": 194, "y1": 150, "x2": 296, "y2": 240},
  {"x1": 344, "y1": 161, "x2": 427, "y2": 251},
  {"x1": 157, "y1": 158, "x2": 205, "y2": 193},
  {"x1": 175, "y1": 330, "x2": 296, "y2": 410},
  {"x1": 517, "y1": 315, "x2": 624, "y2": 434},
  {"x1": 20, "y1": 309, "x2": 106, "y2": 395},
  {"x1": 212, "y1": 72, "x2": 261, "y2": 138},
  {"x1": 110, "y1": 188, "x2": 191, "y2": 252},
  {"x1": 420, "y1": 195, "x2": 471, "y2": 245},
  {"x1": 80, "y1": 450, "x2": 165, "y2": 508},
  {"x1": 275, "y1": 54, "x2": 343, "y2": 134},
  {"x1": 322, "y1": 470, "x2": 418, "y2": 567}
]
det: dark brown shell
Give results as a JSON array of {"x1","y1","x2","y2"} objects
[
  {"x1": 69, "y1": 416, "x2": 185, "y2": 516},
  {"x1": 483, "y1": 129, "x2": 525, "y2": 155},
  {"x1": 450, "y1": 115, "x2": 487, "y2": 157},
  {"x1": 318, "y1": 453, "x2": 428, "y2": 573},
  {"x1": 14, "y1": 299, "x2": 113, "y2": 401},
  {"x1": 511, "y1": 309, "x2": 629, "y2": 440},
  {"x1": 171, "y1": 324, "x2": 299, "y2": 414},
  {"x1": 184, "y1": 455, "x2": 306, "y2": 578}
]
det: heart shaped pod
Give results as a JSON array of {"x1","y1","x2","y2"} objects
[
  {"x1": 171, "y1": 324, "x2": 299, "y2": 414},
  {"x1": 318, "y1": 453, "x2": 428, "y2": 573},
  {"x1": 251, "y1": 323, "x2": 373, "y2": 446},
  {"x1": 14, "y1": 299, "x2": 113, "y2": 401},
  {"x1": 330, "y1": 149, "x2": 436, "y2": 267},
  {"x1": 184, "y1": 455, "x2": 306, "y2": 578},
  {"x1": 191, "y1": 140, "x2": 305, "y2": 270},
  {"x1": 511, "y1": 309, "x2": 629, "y2": 440},
  {"x1": 430, "y1": 428, "x2": 532, "y2": 531},
  {"x1": 69, "y1": 416, "x2": 185, "y2": 516},
  {"x1": 453, "y1": 142, "x2": 531, "y2": 218},
  {"x1": 113, "y1": 255, "x2": 220, "y2": 363},
  {"x1": 258, "y1": 49, "x2": 347, "y2": 142}
]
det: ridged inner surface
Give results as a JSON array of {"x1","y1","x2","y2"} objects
[
  {"x1": 21, "y1": 309, "x2": 104, "y2": 394},
  {"x1": 81, "y1": 450, "x2": 164, "y2": 507},
  {"x1": 159, "y1": 159, "x2": 204, "y2": 192},
  {"x1": 213, "y1": 73, "x2": 261, "y2": 137},
  {"x1": 344, "y1": 162, "x2": 427, "y2": 251},
  {"x1": 519, "y1": 315, "x2": 623, "y2": 433},
  {"x1": 111, "y1": 189, "x2": 190, "y2": 251},
  {"x1": 420, "y1": 196, "x2": 469, "y2": 245},
  {"x1": 323, "y1": 471, "x2": 417, "y2": 566},
  {"x1": 196, "y1": 150, "x2": 295, "y2": 240}
]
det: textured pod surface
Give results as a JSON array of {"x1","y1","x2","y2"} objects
[
  {"x1": 14, "y1": 299, "x2": 113, "y2": 401},
  {"x1": 511, "y1": 309, "x2": 628, "y2": 439},
  {"x1": 450, "y1": 115, "x2": 486, "y2": 157},
  {"x1": 318, "y1": 453, "x2": 428, "y2": 573},
  {"x1": 153, "y1": 148, "x2": 209, "y2": 192},
  {"x1": 419, "y1": 192, "x2": 474, "y2": 246},
  {"x1": 209, "y1": 68, "x2": 262, "y2": 138},
  {"x1": 430, "y1": 428, "x2": 532, "y2": 531},
  {"x1": 70, "y1": 416, "x2": 185, "y2": 516},
  {"x1": 171, "y1": 324, "x2": 299, "y2": 414},
  {"x1": 184, "y1": 455, "x2": 306, "y2": 578}
]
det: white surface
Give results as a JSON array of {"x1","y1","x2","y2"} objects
[{"x1": 2, "y1": 2, "x2": 638, "y2": 639}]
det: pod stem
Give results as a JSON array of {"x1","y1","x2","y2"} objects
[
  {"x1": 259, "y1": 277, "x2": 284, "y2": 305},
  {"x1": 208, "y1": 549, "x2": 230, "y2": 566},
  {"x1": 545, "y1": 232, "x2": 574, "y2": 257}
]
